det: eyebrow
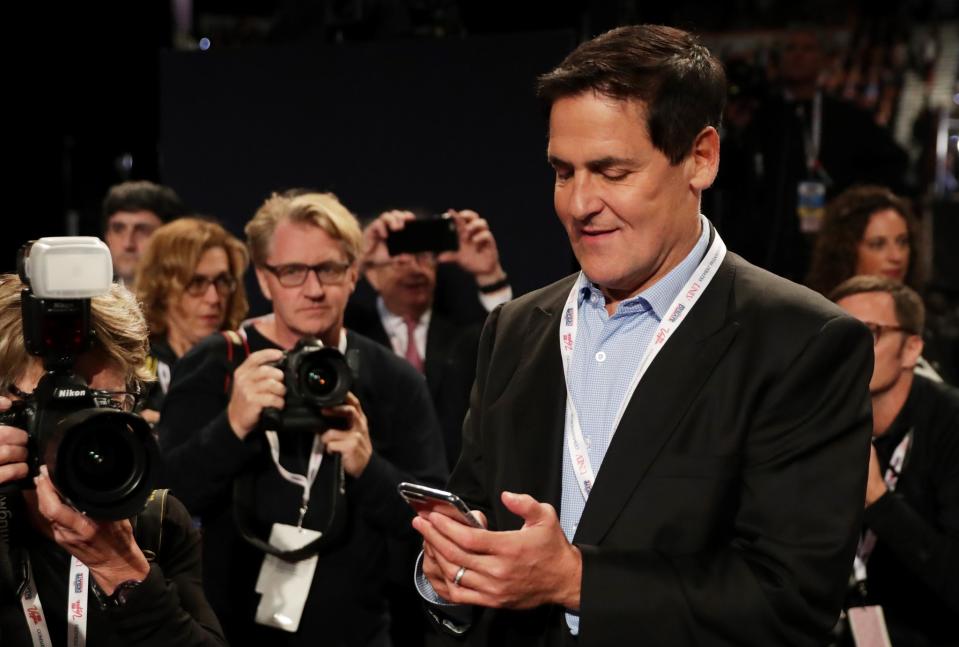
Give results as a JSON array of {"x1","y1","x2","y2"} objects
[{"x1": 547, "y1": 154, "x2": 635, "y2": 172}]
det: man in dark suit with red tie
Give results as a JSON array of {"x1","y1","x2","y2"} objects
[{"x1": 413, "y1": 24, "x2": 874, "y2": 646}]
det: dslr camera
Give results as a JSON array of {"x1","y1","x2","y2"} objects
[
  {"x1": 0, "y1": 237, "x2": 157, "y2": 520},
  {"x1": 260, "y1": 336, "x2": 358, "y2": 433}
]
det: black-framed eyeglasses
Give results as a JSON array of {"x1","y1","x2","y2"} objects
[
  {"x1": 8, "y1": 384, "x2": 142, "y2": 413},
  {"x1": 185, "y1": 273, "x2": 237, "y2": 297},
  {"x1": 261, "y1": 261, "x2": 351, "y2": 288},
  {"x1": 863, "y1": 322, "x2": 915, "y2": 346}
]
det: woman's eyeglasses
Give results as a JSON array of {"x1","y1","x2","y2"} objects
[{"x1": 184, "y1": 273, "x2": 237, "y2": 297}]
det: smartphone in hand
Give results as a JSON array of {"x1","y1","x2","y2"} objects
[{"x1": 398, "y1": 482, "x2": 483, "y2": 528}]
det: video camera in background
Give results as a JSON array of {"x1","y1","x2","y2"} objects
[{"x1": 0, "y1": 237, "x2": 158, "y2": 520}]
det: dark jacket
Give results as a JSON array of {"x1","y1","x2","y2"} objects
[
  {"x1": 444, "y1": 252, "x2": 874, "y2": 646},
  {"x1": 862, "y1": 375, "x2": 959, "y2": 646},
  {"x1": 158, "y1": 325, "x2": 448, "y2": 647}
]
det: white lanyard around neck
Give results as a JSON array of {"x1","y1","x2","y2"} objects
[
  {"x1": 20, "y1": 554, "x2": 89, "y2": 647},
  {"x1": 559, "y1": 222, "x2": 727, "y2": 502},
  {"x1": 264, "y1": 433, "x2": 325, "y2": 528},
  {"x1": 263, "y1": 330, "x2": 348, "y2": 527}
]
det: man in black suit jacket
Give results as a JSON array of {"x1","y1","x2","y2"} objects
[{"x1": 414, "y1": 25, "x2": 874, "y2": 646}]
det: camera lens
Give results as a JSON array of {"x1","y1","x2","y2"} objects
[
  {"x1": 292, "y1": 346, "x2": 352, "y2": 408},
  {"x1": 70, "y1": 425, "x2": 137, "y2": 492},
  {"x1": 47, "y1": 409, "x2": 158, "y2": 521},
  {"x1": 304, "y1": 364, "x2": 337, "y2": 398}
]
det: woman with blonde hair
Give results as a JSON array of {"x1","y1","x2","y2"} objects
[{"x1": 135, "y1": 217, "x2": 249, "y2": 418}]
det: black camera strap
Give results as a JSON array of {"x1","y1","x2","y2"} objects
[{"x1": 232, "y1": 453, "x2": 345, "y2": 562}]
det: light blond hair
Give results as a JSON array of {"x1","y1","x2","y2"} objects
[
  {"x1": 0, "y1": 275, "x2": 153, "y2": 394},
  {"x1": 134, "y1": 217, "x2": 249, "y2": 335},
  {"x1": 245, "y1": 192, "x2": 362, "y2": 266}
]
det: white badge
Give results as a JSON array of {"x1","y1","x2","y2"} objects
[
  {"x1": 254, "y1": 523, "x2": 322, "y2": 633},
  {"x1": 847, "y1": 605, "x2": 893, "y2": 647}
]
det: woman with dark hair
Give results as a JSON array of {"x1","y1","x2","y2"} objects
[
  {"x1": 134, "y1": 217, "x2": 249, "y2": 420},
  {"x1": 806, "y1": 184, "x2": 919, "y2": 296}
]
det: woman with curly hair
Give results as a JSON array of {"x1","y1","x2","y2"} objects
[
  {"x1": 134, "y1": 217, "x2": 249, "y2": 420},
  {"x1": 806, "y1": 185, "x2": 919, "y2": 296}
]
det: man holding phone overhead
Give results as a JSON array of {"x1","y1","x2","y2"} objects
[
  {"x1": 412, "y1": 25, "x2": 874, "y2": 646},
  {"x1": 348, "y1": 209, "x2": 512, "y2": 470}
]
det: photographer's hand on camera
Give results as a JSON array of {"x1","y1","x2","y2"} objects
[
  {"x1": 439, "y1": 209, "x2": 506, "y2": 287},
  {"x1": 319, "y1": 391, "x2": 372, "y2": 477},
  {"x1": 0, "y1": 396, "x2": 29, "y2": 485},
  {"x1": 226, "y1": 348, "x2": 286, "y2": 440},
  {"x1": 34, "y1": 465, "x2": 150, "y2": 595}
]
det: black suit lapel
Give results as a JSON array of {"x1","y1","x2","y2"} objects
[
  {"x1": 574, "y1": 258, "x2": 741, "y2": 545},
  {"x1": 505, "y1": 290, "x2": 569, "y2": 510}
]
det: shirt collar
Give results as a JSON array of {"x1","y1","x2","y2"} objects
[
  {"x1": 375, "y1": 296, "x2": 433, "y2": 330},
  {"x1": 577, "y1": 215, "x2": 711, "y2": 320}
]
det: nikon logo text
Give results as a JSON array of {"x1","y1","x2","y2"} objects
[{"x1": 55, "y1": 389, "x2": 86, "y2": 398}]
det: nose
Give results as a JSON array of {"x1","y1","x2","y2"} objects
[
  {"x1": 302, "y1": 268, "x2": 326, "y2": 297},
  {"x1": 122, "y1": 229, "x2": 137, "y2": 251},
  {"x1": 202, "y1": 282, "x2": 221, "y2": 303},
  {"x1": 564, "y1": 173, "x2": 603, "y2": 222}
]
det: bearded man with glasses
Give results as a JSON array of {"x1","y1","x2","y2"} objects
[
  {"x1": 156, "y1": 191, "x2": 447, "y2": 647},
  {"x1": 832, "y1": 275, "x2": 959, "y2": 646}
]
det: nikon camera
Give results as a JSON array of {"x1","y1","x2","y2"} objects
[
  {"x1": 0, "y1": 237, "x2": 157, "y2": 520},
  {"x1": 260, "y1": 336, "x2": 358, "y2": 433}
]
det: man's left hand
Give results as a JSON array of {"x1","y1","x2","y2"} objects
[
  {"x1": 865, "y1": 443, "x2": 888, "y2": 507},
  {"x1": 34, "y1": 466, "x2": 150, "y2": 595},
  {"x1": 413, "y1": 491, "x2": 582, "y2": 610},
  {"x1": 438, "y1": 210, "x2": 506, "y2": 287},
  {"x1": 320, "y1": 391, "x2": 372, "y2": 477}
]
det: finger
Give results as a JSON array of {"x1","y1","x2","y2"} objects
[
  {"x1": 243, "y1": 349, "x2": 285, "y2": 368},
  {"x1": 471, "y1": 510, "x2": 488, "y2": 529},
  {"x1": 428, "y1": 511, "x2": 499, "y2": 556},
  {"x1": 0, "y1": 462, "x2": 29, "y2": 484},
  {"x1": 249, "y1": 365, "x2": 285, "y2": 383},
  {"x1": 250, "y1": 375, "x2": 286, "y2": 398},
  {"x1": 35, "y1": 473, "x2": 93, "y2": 535},
  {"x1": 435, "y1": 251, "x2": 457, "y2": 264},
  {"x1": 420, "y1": 513, "x2": 489, "y2": 571},
  {"x1": 463, "y1": 219, "x2": 490, "y2": 237},
  {"x1": 500, "y1": 491, "x2": 551, "y2": 525},
  {"x1": 256, "y1": 393, "x2": 286, "y2": 411},
  {"x1": 0, "y1": 426, "x2": 28, "y2": 445},
  {"x1": 0, "y1": 443, "x2": 28, "y2": 465},
  {"x1": 0, "y1": 396, "x2": 11, "y2": 412}
]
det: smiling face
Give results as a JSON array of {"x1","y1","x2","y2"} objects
[
  {"x1": 165, "y1": 246, "x2": 232, "y2": 356},
  {"x1": 547, "y1": 92, "x2": 718, "y2": 307},
  {"x1": 856, "y1": 208, "x2": 910, "y2": 282},
  {"x1": 255, "y1": 219, "x2": 357, "y2": 348}
]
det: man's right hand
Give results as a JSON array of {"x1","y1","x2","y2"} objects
[
  {"x1": 0, "y1": 396, "x2": 29, "y2": 485},
  {"x1": 360, "y1": 210, "x2": 416, "y2": 269},
  {"x1": 226, "y1": 349, "x2": 286, "y2": 440}
]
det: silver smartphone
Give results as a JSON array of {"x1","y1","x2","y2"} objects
[{"x1": 398, "y1": 482, "x2": 482, "y2": 528}]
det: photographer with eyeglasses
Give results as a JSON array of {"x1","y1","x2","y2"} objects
[
  {"x1": 133, "y1": 218, "x2": 250, "y2": 425},
  {"x1": 0, "y1": 274, "x2": 226, "y2": 647},
  {"x1": 156, "y1": 192, "x2": 447, "y2": 647}
]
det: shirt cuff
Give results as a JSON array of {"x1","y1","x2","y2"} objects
[{"x1": 478, "y1": 286, "x2": 512, "y2": 313}]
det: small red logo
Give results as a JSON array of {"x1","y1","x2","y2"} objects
[
  {"x1": 685, "y1": 282, "x2": 701, "y2": 300},
  {"x1": 655, "y1": 328, "x2": 667, "y2": 344},
  {"x1": 562, "y1": 333, "x2": 574, "y2": 351},
  {"x1": 70, "y1": 599, "x2": 84, "y2": 620},
  {"x1": 27, "y1": 608, "x2": 42, "y2": 624}
]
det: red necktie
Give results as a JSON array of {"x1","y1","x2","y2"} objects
[{"x1": 403, "y1": 316, "x2": 424, "y2": 372}]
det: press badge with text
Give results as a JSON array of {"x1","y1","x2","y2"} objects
[{"x1": 254, "y1": 524, "x2": 322, "y2": 632}]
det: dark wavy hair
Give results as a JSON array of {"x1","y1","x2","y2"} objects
[
  {"x1": 806, "y1": 185, "x2": 919, "y2": 296},
  {"x1": 536, "y1": 24, "x2": 726, "y2": 165}
]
